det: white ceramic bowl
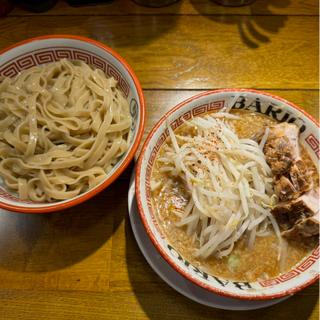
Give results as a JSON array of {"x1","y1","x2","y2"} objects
[
  {"x1": 0, "y1": 35, "x2": 145, "y2": 213},
  {"x1": 135, "y1": 89, "x2": 319, "y2": 300}
]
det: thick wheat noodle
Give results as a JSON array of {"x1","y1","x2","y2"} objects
[{"x1": 0, "y1": 59, "x2": 131, "y2": 202}]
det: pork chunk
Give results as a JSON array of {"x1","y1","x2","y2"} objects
[
  {"x1": 282, "y1": 212, "x2": 319, "y2": 239},
  {"x1": 274, "y1": 160, "x2": 313, "y2": 201},
  {"x1": 264, "y1": 123, "x2": 300, "y2": 175},
  {"x1": 289, "y1": 159, "x2": 313, "y2": 194},
  {"x1": 274, "y1": 176, "x2": 298, "y2": 202},
  {"x1": 272, "y1": 188, "x2": 320, "y2": 230}
]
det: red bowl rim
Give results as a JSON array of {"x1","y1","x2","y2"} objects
[
  {"x1": 135, "y1": 88, "x2": 319, "y2": 301},
  {"x1": 0, "y1": 34, "x2": 146, "y2": 213}
]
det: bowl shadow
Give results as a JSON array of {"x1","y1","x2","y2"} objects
[
  {"x1": 0, "y1": 162, "x2": 133, "y2": 273},
  {"x1": 5, "y1": 1, "x2": 182, "y2": 50},
  {"x1": 190, "y1": 0, "x2": 291, "y2": 49}
]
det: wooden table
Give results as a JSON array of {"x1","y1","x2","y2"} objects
[{"x1": 0, "y1": 0, "x2": 319, "y2": 319}]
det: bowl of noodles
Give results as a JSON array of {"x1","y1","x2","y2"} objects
[
  {"x1": 0, "y1": 35, "x2": 145, "y2": 213},
  {"x1": 135, "y1": 89, "x2": 319, "y2": 300}
]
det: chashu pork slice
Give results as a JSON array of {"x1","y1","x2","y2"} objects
[
  {"x1": 264, "y1": 123, "x2": 300, "y2": 176},
  {"x1": 264, "y1": 123, "x2": 313, "y2": 200},
  {"x1": 282, "y1": 211, "x2": 319, "y2": 239},
  {"x1": 271, "y1": 188, "x2": 320, "y2": 230},
  {"x1": 274, "y1": 160, "x2": 313, "y2": 201}
]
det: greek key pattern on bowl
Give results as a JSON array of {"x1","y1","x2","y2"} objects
[
  {"x1": 305, "y1": 134, "x2": 320, "y2": 159},
  {"x1": 0, "y1": 47, "x2": 130, "y2": 97},
  {"x1": 259, "y1": 246, "x2": 319, "y2": 287}
]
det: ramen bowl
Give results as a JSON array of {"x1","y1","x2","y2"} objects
[
  {"x1": 0, "y1": 35, "x2": 145, "y2": 213},
  {"x1": 135, "y1": 89, "x2": 319, "y2": 300}
]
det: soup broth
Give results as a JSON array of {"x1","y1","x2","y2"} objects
[{"x1": 151, "y1": 110, "x2": 318, "y2": 282}]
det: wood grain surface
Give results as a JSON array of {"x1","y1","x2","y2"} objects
[
  {"x1": 0, "y1": 0, "x2": 319, "y2": 319},
  {"x1": 0, "y1": 15, "x2": 318, "y2": 89}
]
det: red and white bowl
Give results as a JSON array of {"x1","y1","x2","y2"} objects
[
  {"x1": 135, "y1": 89, "x2": 319, "y2": 300},
  {"x1": 0, "y1": 35, "x2": 145, "y2": 213}
]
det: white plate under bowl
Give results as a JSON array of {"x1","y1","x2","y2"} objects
[{"x1": 128, "y1": 171, "x2": 289, "y2": 311}]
